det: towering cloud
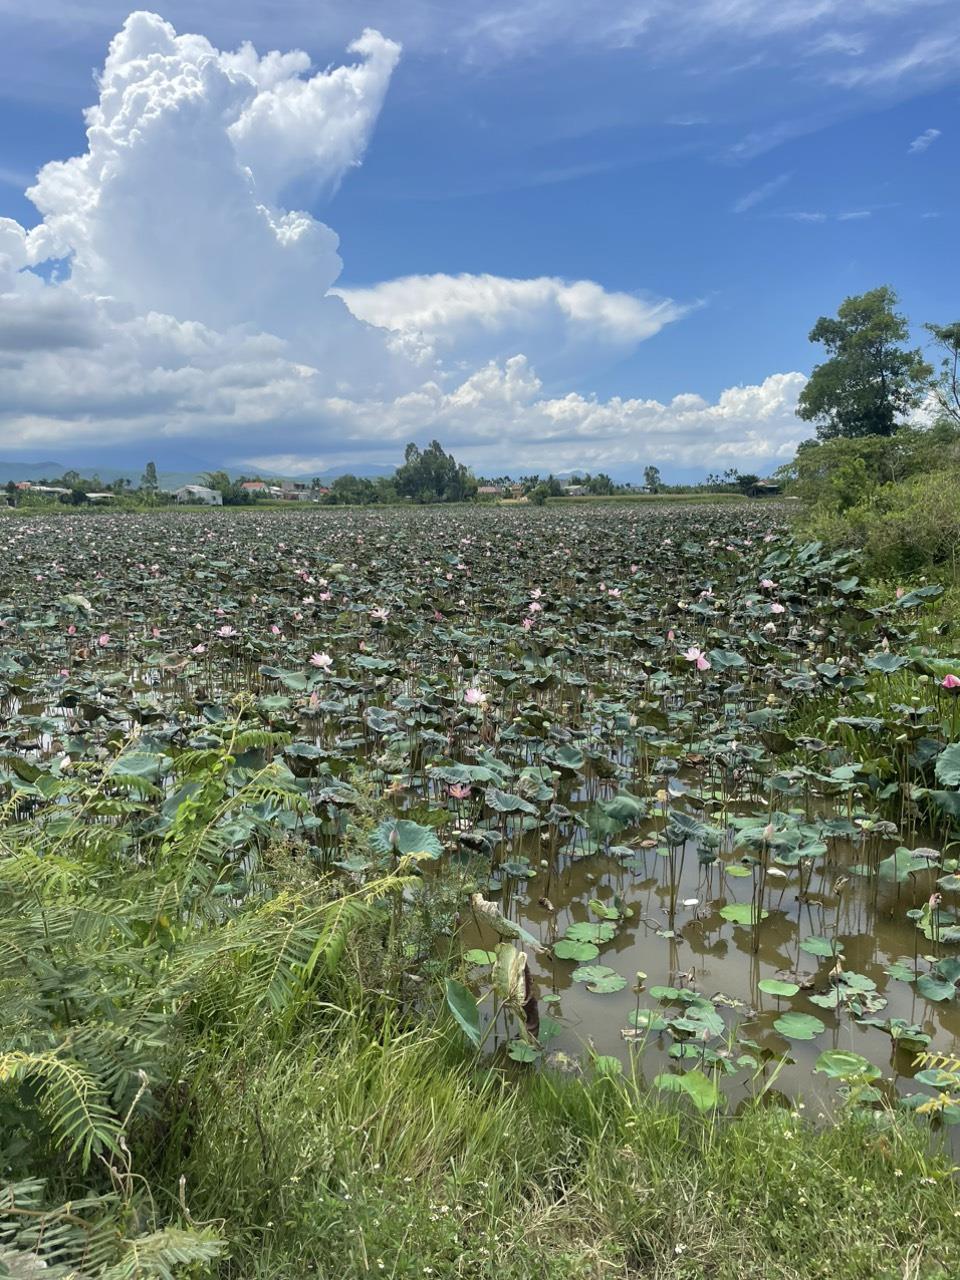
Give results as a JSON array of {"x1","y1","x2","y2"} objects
[{"x1": 0, "y1": 11, "x2": 805, "y2": 473}]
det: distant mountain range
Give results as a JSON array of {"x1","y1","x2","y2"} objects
[{"x1": 0, "y1": 459, "x2": 397, "y2": 488}]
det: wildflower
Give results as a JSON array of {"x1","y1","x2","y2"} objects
[
  {"x1": 464, "y1": 687, "x2": 488, "y2": 707},
  {"x1": 682, "y1": 645, "x2": 711, "y2": 672},
  {"x1": 310, "y1": 651, "x2": 333, "y2": 670}
]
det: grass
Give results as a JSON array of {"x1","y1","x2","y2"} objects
[{"x1": 155, "y1": 1007, "x2": 960, "y2": 1280}]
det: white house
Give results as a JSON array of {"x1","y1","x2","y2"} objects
[{"x1": 174, "y1": 484, "x2": 223, "y2": 506}]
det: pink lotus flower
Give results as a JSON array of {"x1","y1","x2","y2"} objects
[
  {"x1": 217, "y1": 625, "x2": 238, "y2": 638},
  {"x1": 763, "y1": 621, "x2": 777, "y2": 634},
  {"x1": 896, "y1": 587, "x2": 905, "y2": 599},
  {"x1": 770, "y1": 602, "x2": 786, "y2": 614},
  {"x1": 941, "y1": 674, "x2": 960, "y2": 691},
  {"x1": 522, "y1": 617, "x2": 534, "y2": 631},
  {"x1": 97, "y1": 633, "x2": 110, "y2": 648},
  {"x1": 270, "y1": 624, "x2": 281, "y2": 635},
  {"x1": 310, "y1": 651, "x2": 333, "y2": 670},
  {"x1": 449, "y1": 782, "x2": 472, "y2": 800},
  {"x1": 318, "y1": 591, "x2": 332, "y2": 602},
  {"x1": 370, "y1": 607, "x2": 390, "y2": 623},
  {"x1": 67, "y1": 624, "x2": 76, "y2": 636},
  {"x1": 192, "y1": 644, "x2": 207, "y2": 655},
  {"x1": 682, "y1": 646, "x2": 711, "y2": 672},
  {"x1": 464, "y1": 687, "x2": 488, "y2": 707},
  {"x1": 760, "y1": 579, "x2": 776, "y2": 590},
  {"x1": 528, "y1": 601, "x2": 543, "y2": 614}
]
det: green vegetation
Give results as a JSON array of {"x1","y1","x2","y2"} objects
[
  {"x1": 797, "y1": 286, "x2": 932, "y2": 440},
  {"x1": 4, "y1": 502, "x2": 960, "y2": 1276},
  {"x1": 6, "y1": 739, "x2": 958, "y2": 1279},
  {"x1": 780, "y1": 287, "x2": 960, "y2": 580}
]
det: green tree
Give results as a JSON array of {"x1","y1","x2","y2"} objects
[
  {"x1": 140, "y1": 460, "x2": 159, "y2": 496},
  {"x1": 394, "y1": 442, "x2": 477, "y2": 504},
  {"x1": 643, "y1": 465, "x2": 662, "y2": 493},
  {"x1": 925, "y1": 321, "x2": 960, "y2": 427},
  {"x1": 797, "y1": 286, "x2": 932, "y2": 439}
]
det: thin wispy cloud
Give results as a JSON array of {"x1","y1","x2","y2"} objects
[
  {"x1": 838, "y1": 210, "x2": 871, "y2": 220},
  {"x1": 785, "y1": 211, "x2": 827, "y2": 223},
  {"x1": 909, "y1": 127, "x2": 941, "y2": 153},
  {"x1": 732, "y1": 171, "x2": 791, "y2": 213},
  {"x1": 0, "y1": 165, "x2": 30, "y2": 189}
]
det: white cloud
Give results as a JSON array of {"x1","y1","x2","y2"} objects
[
  {"x1": 908, "y1": 127, "x2": 942, "y2": 153},
  {"x1": 0, "y1": 10, "x2": 807, "y2": 475},
  {"x1": 334, "y1": 273, "x2": 690, "y2": 374},
  {"x1": 731, "y1": 172, "x2": 791, "y2": 213},
  {"x1": 837, "y1": 209, "x2": 871, "y2": 220}
]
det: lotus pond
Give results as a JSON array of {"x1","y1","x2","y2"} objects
[{"x1": 5, "y1": 501, "x2": 960, "y2": 1125}]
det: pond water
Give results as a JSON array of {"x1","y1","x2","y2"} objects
[{"x1": 465, "y1": 832, "x2": 960, "y2": 1115}]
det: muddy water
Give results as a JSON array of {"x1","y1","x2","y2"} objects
[{"x1": 464, "y1": 836, "x2": 960, "y2": 1119}]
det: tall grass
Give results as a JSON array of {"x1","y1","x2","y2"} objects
[{"x1": 162, "y1": 1009, "x2": 960, "y2": 1279}]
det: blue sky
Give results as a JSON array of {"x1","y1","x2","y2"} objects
[{"x1": 0, "y1": 2, "x2": 956, "y2": 478}]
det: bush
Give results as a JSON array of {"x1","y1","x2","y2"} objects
[{"x1": 805, "y1": 468, "x2": 960, "y2": 578}]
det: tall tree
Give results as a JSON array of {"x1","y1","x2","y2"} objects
[
  {"x1": 925, "y1": 321, "x2": 960, "y2": 426},
  {"x1": 140, "y1": 460, "x2": 158, "y2": 495},
  {"x1": 796, "y1": 286, "x2": 931, "y2": 439},
  {"x1": 394, "y1": 441, "x2": 477, "y2": 503},
  {"x1": 643, "y1": 465, "x2": 662, "y2": 493}
]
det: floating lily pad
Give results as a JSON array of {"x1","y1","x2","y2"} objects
[
  {"x1": 774, "y1": 1012, "x2": 826, "y2": 1041},
  {"x1": 758, "y1": 978, "x2": 800, "y2": 998}
]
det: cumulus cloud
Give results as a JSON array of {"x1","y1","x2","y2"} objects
[
  {"x1": 334, "y1": 273, "x2": 690, "y2": 375},
  {"x1": 0, "y1": 10, "x2": 806, "y2": 474}
]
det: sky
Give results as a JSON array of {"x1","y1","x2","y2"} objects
[{"x1": 0, "y1": 2, "x2": 956, "y2": 481}]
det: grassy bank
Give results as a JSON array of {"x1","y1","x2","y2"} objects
[{"x1": 4, "y1": 736, "x2": 960, "y2": 1280}]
